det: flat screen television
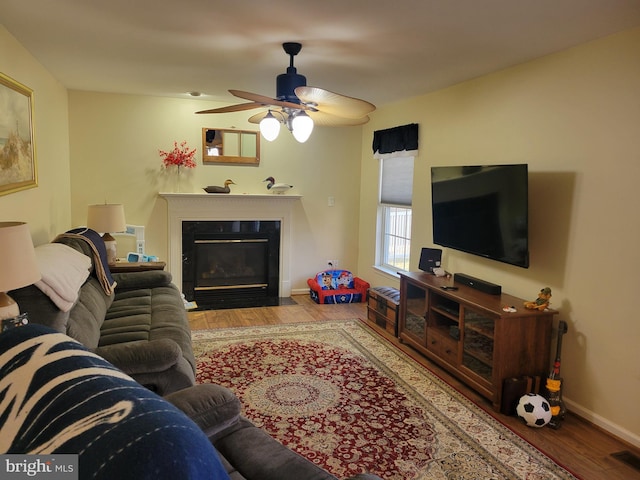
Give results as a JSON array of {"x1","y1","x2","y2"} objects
[{"x1": 431, "y1": 164, "x2": 529, "y2": 268}]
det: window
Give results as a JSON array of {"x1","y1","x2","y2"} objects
[
  {"x1": 379, "y1": 204, "x2": 412, "y2": 271},
  {"x1": 377, "y1": 156, "x2": 414, "y2": 273},
  {"x1": 372, "y1": 123, "x2": 418, "y2": 274}
]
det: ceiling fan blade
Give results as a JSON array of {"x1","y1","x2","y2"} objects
[
  {"x1": 196, "y1": 102, "x2": 264, "y2": 114},
  {"x1": 229, "y1": 90, "x2": 305, "y2": 111},
  {"x1": 307, "y1": 110, "x2": 370, "y2": 126},
  {"x1": 247, "y1": 111, "x2": 287, "y2": 124},
  {"x1": 295, "y1": 86, "x2": 376, "y2": 119},
  {"x1": 248, "y1": 109, "x2": 369, "y2": 127}
]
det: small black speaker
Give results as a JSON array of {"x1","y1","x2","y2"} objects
[
  {"x1": 419, "y1": 248, "x2": 442, "y2": 274},
  {"x1": 453, "y1": 273, "x2": 502, "y2": 295}
]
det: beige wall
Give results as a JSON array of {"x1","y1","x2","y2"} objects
[
  {"x1": 67, "y1": 91, "x2": 364, "y2": 291},
  {"x1": 0, "y1": 26, "x2": 71, "y2": 244},
  {"x1": 358, "y1": 28, "x2": 640, "y2": 446}
]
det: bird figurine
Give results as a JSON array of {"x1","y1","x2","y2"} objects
[
  {"x1": 203, "y1": 179, "x2": 236, "y2": 194},
  {"x1": 263, "y1": 176, "x2": 293, "y2": 194}
]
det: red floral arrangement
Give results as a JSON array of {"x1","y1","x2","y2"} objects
[{"x1": 159, "y1": 141, "x2": 197, "y2": 169}]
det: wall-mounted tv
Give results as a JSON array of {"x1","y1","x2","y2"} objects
[{"x1": 431, "y1": 164, "x2": 529, "y2": 268}]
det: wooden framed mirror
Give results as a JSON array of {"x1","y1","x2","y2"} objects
[{"x1": 202, "y1": 128, "x2": 260, "y2": 165}]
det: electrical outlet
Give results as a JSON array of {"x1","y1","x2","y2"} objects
[{"x1": 327, "y1": 259, "x2": 338, "y2": 268}]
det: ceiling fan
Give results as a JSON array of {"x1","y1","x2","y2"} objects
[{"x1": 196, "y1": 42, "x2": 376, "y2": 143}]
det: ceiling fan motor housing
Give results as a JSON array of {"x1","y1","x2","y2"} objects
[
  {"x1": 277, "y1": 69, "x2": 306, "y2": 104},
  {"x1": 276, "y1": 42, "x2": 306, "y2": 104}
]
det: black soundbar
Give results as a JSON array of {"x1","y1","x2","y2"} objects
[{"x1": 453, "y1": 273, "x2": 502, "y2": 295}]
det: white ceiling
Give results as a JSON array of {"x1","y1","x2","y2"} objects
[{"x1": 3, "y1": 0, "x2": 640, "y2": 108}]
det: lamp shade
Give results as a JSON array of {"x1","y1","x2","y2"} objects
[
  {"x1": 86, "y1": 204, "x2": 127, "y2": 233},
  {"x1": 0, "y1": 222, "x2": 41, "y2": 292}
]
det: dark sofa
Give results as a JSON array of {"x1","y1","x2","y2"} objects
[
  {"x1": 12, "y1": 234, "x2": 195, "y2": 395},
  {"x1": 7, "y1": 232, "x2": 382, "y2": 480}
]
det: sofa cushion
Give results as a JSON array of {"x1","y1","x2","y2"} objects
[
  {"x1": 66, "y1": 277, "x2": 113, "y2": 349},
  {"x1": 112, "y1": 269, "x2": 174, "y2": 289},
  {"x1": 315, "y1": 269, "x2": 355, "y2": 290},
  {"x1": 213, "y1": 418, "x2": 336, "y2": 480},
  {"x1": 9, "y1": 284, "x2": 70, "y2": 333},
  {"x1": 95, "y1": 338, "x2": 183, "y2": 374},
  {"x1": 164, "y1": 384, "x2": 242, "y2": 437},
  {"x1": 102, "y1": 282, "x2": 195, "y2": 373},
  {"x1": 14, "y1": 276, "x2": 114, "y2": 351}
]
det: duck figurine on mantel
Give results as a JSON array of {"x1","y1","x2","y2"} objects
[
  {"x1": 263, "y1": 176, "x2": 293, "y2": 194},
  {"x1": 203, "y1": 179, "x2": 236, "y2": 194}
]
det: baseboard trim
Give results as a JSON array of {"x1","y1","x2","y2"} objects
[
  {"x1": 291, "y1": 288, "x2": 310, "y2": 296},
  {"x1": 565, "y1": 397, "x2": 640, "y2": 449}
]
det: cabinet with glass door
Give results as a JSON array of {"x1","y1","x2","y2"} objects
[{"x1": 397, "y1": 271, "x2": 557, "y2": 411}]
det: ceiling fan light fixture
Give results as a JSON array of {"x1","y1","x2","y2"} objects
[
  {"x1": 260, "y1": 111, "x2": 281, "y2": 141},
  {"x1": 291, "y1": 111, "x2": 314, "y2": 143},
  {"x1": 197, "y1": 42, "x2": 375, "y2": 140}
]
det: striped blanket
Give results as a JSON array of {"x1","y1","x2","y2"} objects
[
  {"x1": 54, "y1": 228, "x2": 117, "y2": 295},
  {"x1": 0, "y1": 324, "x2": 228, "y2": 479}
]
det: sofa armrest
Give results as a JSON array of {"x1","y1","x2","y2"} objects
[
  {"x1": 112, "y1": 270, "x2": 173, "y2": 290},
  {"x1": 164, "y1": 384, "x2": 242, "y2": 437},
  {"x1": 354, "y1": 276, "x2": 370, "y2": 292},
  {"x1": 95, "y1": 338, "x2": 182, "y2": 375},
  {"x1": 10, "y1": 284, "x2": 70, "y2": 333}
]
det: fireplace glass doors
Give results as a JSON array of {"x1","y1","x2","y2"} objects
[
  {"x1": 182, "y1": 221, "x2": 280, "y2": 309},
  {"x1": 196, "y1": 238, "x2": 268, "y2": 288}
]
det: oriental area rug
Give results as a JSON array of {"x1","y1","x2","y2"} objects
[{"x1": 193, "y1": 320, "x2": 578, "y2": 480}]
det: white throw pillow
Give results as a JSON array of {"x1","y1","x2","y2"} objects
[{"x1": 33, "y1": 243, "x2": 92, "y2": 312}]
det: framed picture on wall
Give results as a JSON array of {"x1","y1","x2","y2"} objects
[{"x1": 0, "y1": 72, "x2": 37, "y2": 196}]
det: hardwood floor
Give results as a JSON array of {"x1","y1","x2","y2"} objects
[{"x1": 189, "y1": 295, "x2": 640, "y2": 480}]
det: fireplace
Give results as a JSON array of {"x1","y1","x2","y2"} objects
[
  {"x1": 160, "y1": 192, "x2": 300, "y2": 308},
  {"x1": 182, "y1": 221, "x2": 280, "y2": 309}
]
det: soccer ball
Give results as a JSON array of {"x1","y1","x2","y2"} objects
[{"x1": 516, "y1": 393, "x2": 552, "y2": 427}]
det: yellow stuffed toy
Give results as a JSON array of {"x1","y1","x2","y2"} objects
[{"x1": 524, "y1": 287, "x2": 552, "y2": 311}]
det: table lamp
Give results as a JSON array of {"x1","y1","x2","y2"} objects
[
  {"x1": 0, "y1": 222, "x2": 41, "y2": 320},
  {"x1": 87, "y1": 203, "x2": 127, "y2": 265}
]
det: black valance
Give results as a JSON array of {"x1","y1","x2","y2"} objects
[{"x1": 372, "y1": 123, "x2": 419, "y2": 159}]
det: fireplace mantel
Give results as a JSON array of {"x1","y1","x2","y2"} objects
[
  {"x1": 161, "y1": 193, "x2": 302, "y2": 201},
  {"x1": 160, "y1": 193, "x2": 301, "y2": 298}
]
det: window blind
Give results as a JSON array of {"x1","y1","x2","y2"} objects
[{"x1": 380, "y1": 156, "x2": 414, "y2": 206}]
